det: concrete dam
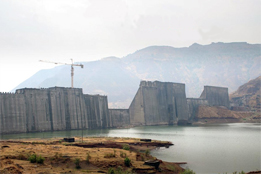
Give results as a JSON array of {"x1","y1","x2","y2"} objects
[
  {"x1": 129, "y1": 81, "x2": 189, "y2": 125},
  {"x1": 0, "y1": 87, "x2": 110, "y2": 134},
  {"x1": 0, "y1": 81, "x2": 229, "y2": 134}
]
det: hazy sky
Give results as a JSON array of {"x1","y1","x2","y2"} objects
[{"x1": 0, "y1": 0, "x2": 260, "y2": 92}]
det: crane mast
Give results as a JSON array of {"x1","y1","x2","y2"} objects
[{"x1": 39, "y1": 59, "x2": 84, "y2": 88}]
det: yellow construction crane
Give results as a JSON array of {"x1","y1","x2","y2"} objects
[{"x1": 39, "y1": 59, "x2": 84, "y2": 88}]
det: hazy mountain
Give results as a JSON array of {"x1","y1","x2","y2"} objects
[{"x1": 13, "y1": 42, "x2": 261, "y2": 108}]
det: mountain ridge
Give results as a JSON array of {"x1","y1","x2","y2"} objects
[{"x1": 12, "y1": 42, "x2": 261, "y2": 108}]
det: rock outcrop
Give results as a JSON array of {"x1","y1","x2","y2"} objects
[
  {"x1": 129, "y1": 81, "x2": 189, "y2": 125},
  {"x1": 230, "y1": 76, "x2": 261, "y2": 112}
]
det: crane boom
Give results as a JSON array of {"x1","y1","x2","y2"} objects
[{"x1": 39, "y1": 59, "x2": 84, "y2": 88}]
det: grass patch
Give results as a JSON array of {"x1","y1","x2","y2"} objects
[
  {"x1": 122, "y1": 144, "x2": 130, "y2": 150},
  {"x1": 31, "y1": 141, "x2": 45, "y2": 145},
  {"x1": 104, "y1": 153, "x2": 115, "y2": 158},
  {"x1": 17, "y1": 153, "x2": 28, "y2": 160},
  {"x1": 233, "y1": 172, "x2": 245, "y2": 174},
  {"x1": 62, "y1": 143, "x2": 72, "y2": 146},
  {"x1": 108, "y1": 167, "x2": 131, "y2": 174},
  {"x1": 166, "y1": 164, "x2": 177, "y2": 172},
  {"x1": 74, "y1": 158, "x2": 81, "y2": 169},
  {"x1": 120, "y1": 151, "x2": 126, "y2": 158},
  {"x1": 52, "y1": 152, "x2": 62, "y2": 160}
]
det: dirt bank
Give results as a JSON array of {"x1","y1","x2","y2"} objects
[
  {"x1": 0, "y1": 137, "x2": 184, "y2": 174},
  {"x1": 194, "y1": 105, "x2": 261, "y2": 125}
]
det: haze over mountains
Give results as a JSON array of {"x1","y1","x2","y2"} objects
[{"x1": 13, "y1": 42, "x2": 261, "y2": 108}]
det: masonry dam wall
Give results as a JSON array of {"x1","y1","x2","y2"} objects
[
  {"x1": 129, "y1": 81, "x2": 189, "y2": 125},
  {"x1": 108, "y1": 109, "x2": 130, "y2": 128},
  {"x1": 186, "y1": 86, "x2": 230, "y2": 121},
  {"x1": 187, "y1": 98, "x2": 209, "y2": 121},
  {"x1": 0, "y1": 87, "x2": 111, "y2": 134},
  {"x1": 0, "y1": 82, "x2": 230, "y2": 134},
  {"x1": 200, "y1": 86, "x2": 230, "y2": 108}
]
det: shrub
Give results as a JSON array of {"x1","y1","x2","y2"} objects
[
  {"x1": 181, "y1": 168, "x2": 196, "y2": 174},
  {"x1": 86, "y1": 153, "x2": 91, "y2": 163},
  {"x1": 74, "y1": 158, "x2": 81, "y2": 169},
  {"x1": 122, "y1": 144, "x2": 130, "y2": 150},
  {"x1": 108, "y1": 167, "x2": 115, "y2": 174},
  {"x1": 141, "y1": 155, "x2": 145, "y2": 161},
  {"x1": 28, "y1": 154, "x2": 37, "y2": 163},
  {"x1": 28, "y1": 154, "x2": 45, "y2": 164},
  {"x1": 124, "y1": 157, "x2": 131, "y2": 167},
  {"x1": 36, "y1": 155, "x2": 45, "y2": 164},
  {"x1": 145, "y1": 149, "x2": 150, "y2": 156}
]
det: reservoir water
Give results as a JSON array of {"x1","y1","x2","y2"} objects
[{"x1": 1, "y1": 123, "x2": 260, "y2": 174}]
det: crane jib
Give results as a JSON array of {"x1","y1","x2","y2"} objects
[{"x1": 39, "y1": 59, "x2": 84, "y2": 88}]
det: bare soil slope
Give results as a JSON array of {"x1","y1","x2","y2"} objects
[{"x1": 196, "y1": 105, "x2": 260, "y2": 124}]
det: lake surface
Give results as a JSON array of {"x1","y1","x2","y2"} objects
[{"x1": 1, "y1": 123, "x2": 260, "y2": 174}]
